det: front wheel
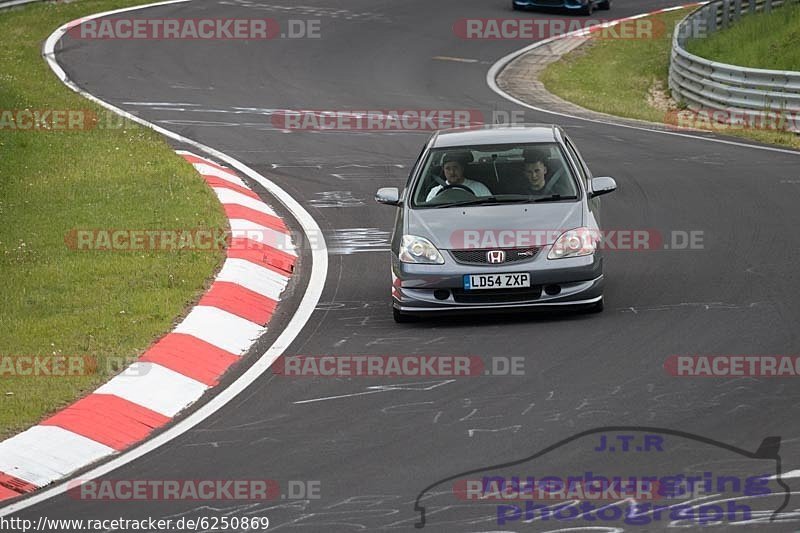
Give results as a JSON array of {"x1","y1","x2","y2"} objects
[
  {"x1": 598, "y1": 0, "x2": 611, "y2": 10},
  {"x1": 581, "y1": 2, "x2": 594, "y2": 15},
  {"x1": 512, "y1": 0, "x2": 520, "y2": 10}
]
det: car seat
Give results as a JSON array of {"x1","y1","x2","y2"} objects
[
  {"x1": 492, "y1": 162, "x2": 527, "y2": 195},
  {"x1": 542, "y1": 158, "x2": 575, "y2": 196},
  {"x1": 464, "y1": 162, "x2": 497, "y2": 193}
]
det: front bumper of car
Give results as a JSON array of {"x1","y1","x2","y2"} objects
[
  {"x1": 391, "y1": 248, "x2": 603, "y2": 313},
  {"x1": 513, "y1": 0, "x2": 591, "y2": 10}
]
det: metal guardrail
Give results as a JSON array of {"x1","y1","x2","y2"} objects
[
  {"x1": 669, "y1": 0, "x2": 800, "y2": 128},
  {"x1": 0, "y1": 0, "x2": 48, "y2": 10}
]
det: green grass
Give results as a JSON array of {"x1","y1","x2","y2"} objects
[
  {"x1": 540, "y1": 8, "x2": 800, "y2": 149},
  {"x1": 541, "y1": 9, "x2": 689, "y2": 123},
  {"x1": 686, "y1": 2, "x2": 800, "y2": 71},
  {"x1": 0, "y1": 0, "x2": 227, "y2": 438}
]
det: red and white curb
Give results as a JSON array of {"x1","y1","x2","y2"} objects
[{"x1": 0, "y1": 151, "x2": 296, "y2": 502}]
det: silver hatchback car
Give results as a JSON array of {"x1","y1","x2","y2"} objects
[{"x1": 375, "y1": 124, "x2": 617, "y2": 323}]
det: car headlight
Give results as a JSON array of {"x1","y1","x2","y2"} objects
[
  {"x1": 399, "y1": 235, "x2": 445, "y2": 264},
  {"x1": 548, "y1": 227, "x2": 598, "y2": 259}
]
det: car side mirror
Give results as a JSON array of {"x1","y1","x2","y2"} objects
[
  {"x1": 375, "y1": 187, "x2": 401, "y2": 206},
  {"x1": 589, "y1": 176, "x2": 617, "y2": 198}
]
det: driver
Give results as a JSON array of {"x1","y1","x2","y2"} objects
[{"x1": 426, "y1": 152, "x2": 492, "y2": 201}]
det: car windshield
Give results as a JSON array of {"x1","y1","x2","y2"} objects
[{"x1": 411, "y1": 142, "x2": 579, "y2": 208}]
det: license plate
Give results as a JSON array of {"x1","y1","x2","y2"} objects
[{"x1": 463, "y1": 273, "x2": 530, "y2": 290}]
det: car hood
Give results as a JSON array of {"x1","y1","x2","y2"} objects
[{"x1": 406, "y1": 202, "x2": 584, "y2": 250}]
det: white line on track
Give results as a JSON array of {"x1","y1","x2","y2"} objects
[
  {"x1": 121, "y1": 101, "x2": 201, "y2": 106},
  {"x1": 0, "y1": 0, "x2": 328, "y2": 516},
  {"x1": 294, "y1": 380, "x2": 456, "y2": 405},
  {"x1": 433, "y1": 55, "x2": 479, "y2": 63},
  {"x1": 776, "y1": 469, "x2": 800, "y2": 479},
  {"x1": 485, "y1": 3, "x2": 800, "y2": 157}
]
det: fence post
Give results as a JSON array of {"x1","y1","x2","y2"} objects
[
  {"x1": 733, "y1": 0, "x2": 742, "y2": 19},
  {"x1": 707, "y1": 4, "x2": 718, "y2": 33},
  {"x1": 766, "y1": 0, "x2": 772, "y2": 12},
  {"x1": 722, "y1": 0, "x2": 730, "y2": 27},
  {"x1": 749, "y1": 0, "x2": 756, "y2": 14}
]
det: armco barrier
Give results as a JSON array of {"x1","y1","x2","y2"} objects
[
  {"x1": 669, "y1": 0, "x2": 800, "y2": 130},
  {"x1": 0, "y1": 0, "x2": 47, "y2": 9}
]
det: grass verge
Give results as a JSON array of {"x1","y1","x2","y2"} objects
[
  {"x1": 0, "y1": 0, "x2": 227, "y2": 439},
  {"x1": 686, "y1": 2, "x2": 800, "y2": 71},
  {"x1": 539, "y1": 7, "x2": 800, "y2": 150}
]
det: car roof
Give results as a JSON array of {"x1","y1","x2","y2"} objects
[{"x1": 431, "y1": 124, "x2": 562, "y2": 148}]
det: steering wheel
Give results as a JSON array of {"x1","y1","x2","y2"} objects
[{"x1": 436, "y1": 184, "x2": 475, "y2": 196}]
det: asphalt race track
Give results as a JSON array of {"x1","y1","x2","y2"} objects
[{"x1": 9, "y1": 0, "x2": 800, "y2": 530}]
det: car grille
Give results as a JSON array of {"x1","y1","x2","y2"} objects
[
  {"x1": 452, "y1": 286, "x2": 543, "y2": 304},
  {"x1": 534, "y1": 0, "x2": 564, "y2": 5},
  {"x1": 450, "y1": 248, "x2": 540, "y2": 266}
]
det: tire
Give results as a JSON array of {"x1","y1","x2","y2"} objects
[
  {"x1": 512, "y1": 1, "x2": 520, "y2": 10},
  {"x1": 598, "y1": 0, "x2": 611, "y2": 10},
  {"x1": 393, "y1": 307, "x2": 416, "y2": 323},
  {"x1": 581, "y1": 2, "x2": 594, "y2": 15}
]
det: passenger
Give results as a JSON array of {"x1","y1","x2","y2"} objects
[
  {"x1": 426, "y1": 152, "x2": 492, "y2": 201},
  {"x1": 523, "y1": 148, "x2": 550, "y2": 194}
]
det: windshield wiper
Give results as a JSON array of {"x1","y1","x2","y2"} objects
[
  {"x1": 433, "y1": 196, "x2": 531, "y2": 208},
  {"x1": 533, "y1": 194, "x2": 578, "y2": 202}
]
